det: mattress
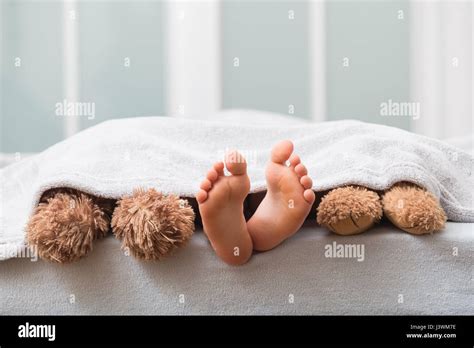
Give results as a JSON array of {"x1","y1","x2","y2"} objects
[
  {"x1": 1, "y1": 131, "x2": 472, "y2": 315},
  {"x1": 1, "y1": 221, "x2": 472, "y2": 315}
]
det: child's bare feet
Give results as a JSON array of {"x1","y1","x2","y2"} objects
[
  {"x1": 247, "y1": 140, "x2": 315, "y2": 251},
  {"x1": 196, "y1": 151, "x2": 253, "y2": 265}
]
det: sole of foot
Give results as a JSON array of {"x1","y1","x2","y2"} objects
[
  {"x1": 197, "y1": 151, "x2": 253, "y2": 265},
  {"x1": 247, "y1": 140, "x2": 315, "y2": 251}
]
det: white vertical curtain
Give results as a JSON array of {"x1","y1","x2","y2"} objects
[{"x1": 410, "y1": 0, "x2": 472, "y2": 140}]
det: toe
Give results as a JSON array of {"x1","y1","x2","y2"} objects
[
  {"x1": 303, "y1": 189, "x2": 316, "y2": 204},
  {"x1": 200, "y1": 179, "x2": 212, "y2": 191},
  {"x1": 295, "y1": 163, "x2": 307, "y2": 177},
  {"x1": 206, "y1": 169, "x2": 218, "y2": 181},
  {"x1": 289, "y1": 154, "x2": 301, "y2": 168},
  {"x1": 213, "y1": 162, "x2": 225, "y2": 175},
  {"x1": 196, "y1": 189, "x2": 208, "y2": 203},
  {"x1": 225, "y1": 150, "x2": 247, "y2": 175},
  {"x1": 271, "y1": 140, "x2": 294, "y2": 164},
  {"x1": 300, "y1": 175, "x2": 313, "y2": 189}
]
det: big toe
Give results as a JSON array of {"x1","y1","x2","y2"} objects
[
  {"x1": 271, "y1": 140, "x2": 294, "y2": 164},
  {"x1": 225, "y1": 150, "x2": 247, "y2": 175}
]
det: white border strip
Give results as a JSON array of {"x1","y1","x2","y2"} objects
[
  {"x1": 410, "y1": 0, "x2": 472, "y2": 139},
  {"x1": 410, "y1": 0, "x2": 441, "y2": 138},
  {"x1": 309, "y1": 0, "x2": 326, "y2": 122},
  {"x1": 62, "y1": 0, "x2": 80, "y2": 137},
  {"x1": 440, "y1": 0, "x2": 472, "y2": 138},
  {"x1": 165, "y1": 0, "x2": 221, "y2": 117}
]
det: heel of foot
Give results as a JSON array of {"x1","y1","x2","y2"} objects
[
  {"x1": 317, "y1": 186, "x2": 382, "y2": 235},
  {"x1": 382, "y1": 183, "x2": 446, "y2": 235}
]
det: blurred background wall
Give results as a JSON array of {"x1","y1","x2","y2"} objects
[{"x1": 1, "y1": 0, "x2": 472, "y2": 155}]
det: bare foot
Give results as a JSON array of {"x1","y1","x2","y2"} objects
[
  {"x1": 247, "y1": 140, "x2": 315, "y2": 251},
  {"x1": 196, "y1": 151, "x2": 253, "y2": 265}
]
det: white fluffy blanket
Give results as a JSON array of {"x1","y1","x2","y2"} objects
[{"x1": 1, "y1": 110, "x2": 473, "y2": 260}]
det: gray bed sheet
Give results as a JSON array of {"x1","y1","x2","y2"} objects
[{"x1": 1, "y1": 221, "x2": 472, "y2": 315}]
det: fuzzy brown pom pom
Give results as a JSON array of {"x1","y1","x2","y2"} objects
[
  {"x1": 317, "y1": 186, "x2": 383, "y2": 235},
  {"x1": 111, "y1": 188, "x2": 195, "y2": 260},
  {"x1": 26, "y1": 189, "x2": 110, "y2": 263},
  {"x1": 382, "y1": 182, "x2": 446, "y2": 234}
]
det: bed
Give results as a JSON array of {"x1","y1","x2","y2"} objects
[
  {"x1": 1, "y1": 220, "x2": 472, "y2": 315},
  {"x1": 1, "y1": 121, "x2": 472, "y2": 315}
]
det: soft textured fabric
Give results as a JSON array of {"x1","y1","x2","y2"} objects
[
  {"x1": 444, "y1": 134, "x2": 473, "y2": 155},
  {"x1": 1, "y1": 222, "x2": 472, "y2": 315},
  {"x1": 1, "y1": 110, "x2": 473, "y2": 260}
]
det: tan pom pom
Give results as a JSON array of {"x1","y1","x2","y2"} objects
[
  {"x1": 317, "y1": 186, "x2": 383, "y2": 235},
  {"x1": 317, "y1": 186, "x2": 383, "y2": 224},
  {"x1": 382, "y1": 182, "x2": 446, "y2": 234},
  {"x1": 26, "y1": 190, "x2": 110, "y2": 263},
  {"x1": 111, "y1": 188, "x2": 195, "y2": 260}
]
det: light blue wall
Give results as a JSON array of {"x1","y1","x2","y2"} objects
[
  {"x1": 1, "y1": 1, "x2": 64, "y2": 152},
  {"x1": 222, "y1": 0, "x2": 311, "y2": 119},
  {"x1": 221, "y1": 0, "x2": 410, "y2": 127},
  {"x1": 1, "y1": 0, "x2": 165, "y2": 152},
  {"x1": 77, "y1": 1, "x2": 165, "y2": 130},
  {"x1": 1, "y1": 0, "x2": 411, "y2": 153},
  {"x1": 326, "y1": 0, "x2": 410, "y2": 129}
]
